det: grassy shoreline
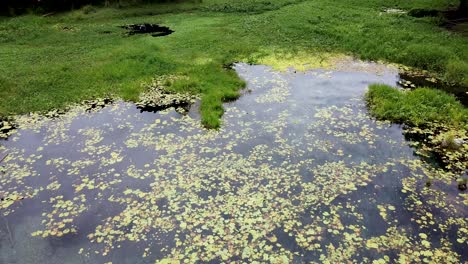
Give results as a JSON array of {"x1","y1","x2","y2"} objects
[
  {"x1": 366, "y1": 84, "x2": 467, "y2": 176},
  {"x1": 1, "y1": 0, "x2": 467, "y2": 127},
  {"x1": 366, "y1": 84, "x2": 468, "y2": 127}
]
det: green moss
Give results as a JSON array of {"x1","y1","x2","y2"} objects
[{"x1": 366, "y1": 84, "x2": 468, "y2": 127}]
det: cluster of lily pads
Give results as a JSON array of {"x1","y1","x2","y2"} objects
[
  {"x1": 0, "y1": 98, "x2": 115, "y2": 142},
  {"x1": 135, "y1": 75, "x2": 198, "y2": 114},
  {"x1": 385, "y1": 65, "x2": 468, "y2": 189},
  {"x1": 397, "y1": 66, "x2": 439, "y2": 85},
  {"x1": 83, "y1": 98, "x2": 114, "y2": 112},
  {"x1": 0, "y1": 119, "x2": 15, "y2": 139},
  {"x1": 0, "y1": 63, "x2": 466, "y2": 263},
  {"x1": 397, "y1": 80, "x2": 416, "y2": 89},
  {"x1": 405, "y1": 125, "x2": 468, "y2": 189},
  {"x1": 0, "y1": 75, "x2": 193, "y2": 142}
]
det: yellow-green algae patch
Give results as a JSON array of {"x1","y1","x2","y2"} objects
[
  {"x1": 247, "y1": 48, "x2": 398, "y2": 75},
  {"x1": 249, "y1": 49, "x2": 347, "y2": 72}
]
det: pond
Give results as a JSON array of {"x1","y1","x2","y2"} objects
[{"x1": 0, "y1": 62, "x2": 466, "y2": 263}]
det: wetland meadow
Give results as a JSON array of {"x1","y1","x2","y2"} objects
[{"x1": 0, "y1": 0, "x2": 467, "y2": 263}]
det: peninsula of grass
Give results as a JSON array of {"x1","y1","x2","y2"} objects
[
  {"x1": 366, "y1": 84, "x2": 468, "y2": 128},
  {"x1": 1, "y1": 0, "x2": 467, "y2": 128},
  {"x1": 366, "y1": 84, "x2": 468, "y2": 175}
]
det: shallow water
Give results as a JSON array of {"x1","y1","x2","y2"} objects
[{"x1": 0, "y1": 63, "x2": 466, "y2": 263}]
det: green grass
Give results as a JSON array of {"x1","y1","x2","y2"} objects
[
  {"x1": 0, "y1": 0, "x2": 467, "y2": 128},
  {"x1": 366, "y1": 84, "x2": 468, "y2": 127}
]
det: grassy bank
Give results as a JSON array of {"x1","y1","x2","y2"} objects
[
  {"x1": 366, "y1": 84, "x2": 467, "y2": 175},
  {"x1": 366, "y1": 84, "x2": 468, "y2": 127},
  {"x1": 0, "y1": 0, "x2": 467, "y2": 128}
]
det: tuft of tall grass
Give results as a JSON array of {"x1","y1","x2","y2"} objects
[{"x1": 444, "y1": 60, "x2": 468, "y2": 86}]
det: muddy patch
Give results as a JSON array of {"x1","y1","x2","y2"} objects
[{"x1": 121, "y1": 23, "x2": 174, "y2": 37}]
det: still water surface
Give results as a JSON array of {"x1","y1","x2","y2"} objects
[{"x1": 0, "y1": 63, "x2": 466, "y2": 263}]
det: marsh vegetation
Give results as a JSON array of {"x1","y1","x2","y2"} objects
[
  {"x1": 0, "y1": 0, "x2": 467, "y2": 127},
  {"x1": 0, "y1": 0, "x2": 467, "y2": 263}
]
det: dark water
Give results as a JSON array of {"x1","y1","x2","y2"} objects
[
  {"x1": 398, "y1": 72, "x2": 468, "y2": 106},
  {"x1": 121, "y1": 24, "x2": 174, "y2": 37},
  {"x1": 0, "y1": 63, "x2": 466, "y2": 263}
]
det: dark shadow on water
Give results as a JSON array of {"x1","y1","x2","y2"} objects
[
  {"x1": 398, "y1": 72, "x2": 468, "y2": 106},
  {"x1": 136, "y1": 102, "x2": 190, "y2": 114}
]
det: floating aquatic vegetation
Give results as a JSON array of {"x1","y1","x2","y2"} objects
[
  {"x1": 250, "y1": 50, "x2": 396, "y2": 77},
  {"x1": 404, "y1": 125, "x2": 467, "y2": 176},
  {"x1": 83, "y1": 98, "x2": 113, "y2": 112},
  {"x1": 136, "y1": 75, "x2": 198, "y2": 114},
  {"x1": 397, "y1": 65, "x2": 468, "y2": 105},
  {"x1": 249, "y1": 49, "x2": 347, "y2": 72},
  {"x1": 44, "y1": 108, "x2": 67, "y2": 119},
  {"x1": 0, "y1": 63, "x2": 466, "y2": 263},
  {"x1": 0, "y1": 98, "x2": 113, "y2": 142},
  {"x1": 398, "y1": 79, "x2": 417, "y2": 88},
  {"x1": 0, "y1": 119, "x2": 16, "y2": 139}
]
